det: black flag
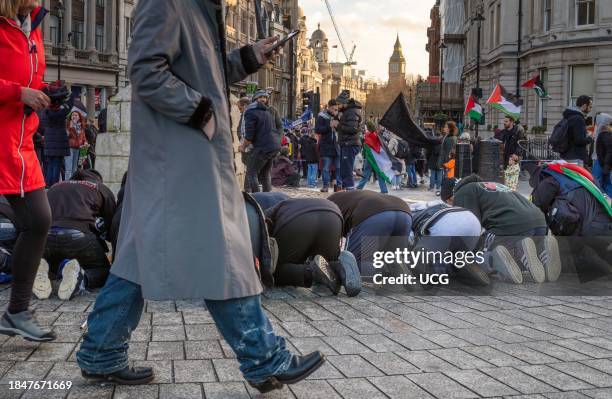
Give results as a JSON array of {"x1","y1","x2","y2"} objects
[{"x1": 379, "y1": 93, "x2": 440, "y2": 148}]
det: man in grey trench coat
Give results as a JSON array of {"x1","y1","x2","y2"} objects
[{"x1": 76, "y1": 0, "x2": 324, "y2": 393}]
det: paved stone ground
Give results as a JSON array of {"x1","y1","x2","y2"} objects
[{"x1": 1, "y1": 186, "x2": 611, "y2": 399}]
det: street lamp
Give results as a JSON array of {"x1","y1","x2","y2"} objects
[
  {"x1": 55, "y1": 0, "x2": 65, "y2": 81},
  {"x1": 472, "y1": 2, "x2": 485, "y2": 137},
  {"x1": 438, "y1": 41, "x2": 446, "y2": 123}
]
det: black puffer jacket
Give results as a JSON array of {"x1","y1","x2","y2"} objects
[
  {"x1": 39, "y1": 105, "x2": 71, "y2": 157},
  {"x1": 596, "y1": 130, "x2": 612, "y2": 175},
  {"x1": 560, "y1": 107, "x2": 592, "y2": 162},
  {"x1": 337, "y1": 100, "x2": 363, "y2": 146}
]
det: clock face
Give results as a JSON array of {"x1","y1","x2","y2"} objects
[{"x1": 390, "y1": 63, "x2": 399, "y2": 73}]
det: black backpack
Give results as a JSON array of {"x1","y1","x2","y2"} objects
[
  {"x1": 395, "y1": 139, "x2": 411, "y2": 159},
  {"x1": 549, "y1": 116, "x2": 576, "y2": 154}
]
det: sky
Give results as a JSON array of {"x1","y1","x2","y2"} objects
[{"x1": 300, "y1": 0, "x2": 436, "y2": 82}]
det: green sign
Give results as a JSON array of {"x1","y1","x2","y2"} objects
[{"x1": 246, "y1": 82, "x2": 258, "y2": 95}]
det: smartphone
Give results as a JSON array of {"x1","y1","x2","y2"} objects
[{"x1": 264, "y1": 30, "x2": 300, "y2": 55}]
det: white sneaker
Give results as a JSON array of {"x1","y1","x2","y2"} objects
[
  {"x1": 490, "y1": 246, "x2": 523, "y2": 284},
  {"x1": 539, "y1": 236, "x2": 561, "y2": 282},
  {"x1": 32, "y1": 259, "x2": 52, "y2": 300},
  {"x1": 58, "y1": 260, "x2": 85, "y2": 301},
  {"x1": 516, "y1": 238, "x2": 546, "y2": 283}
]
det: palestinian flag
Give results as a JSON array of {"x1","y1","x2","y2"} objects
[
  {"x1": 363, "y1": 132, "x2": 394, "y2": 184},
  {"x1": 486, "y1": 84, "x2": 523, "y2": 120},
  {"x1": 465, "y1": 94, "x2": 483, "y2": 123},
  {"x1": 522, "y1": 75, "x2": 550, "y2": 99}
]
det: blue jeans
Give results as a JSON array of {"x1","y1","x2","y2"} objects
[
  {"x1": 44, "y1": 156, "x2": 63, "y2": 187},
  {"x1": 593, "y1": 159, "x2": 612, "y2": 197},
  {"x1": 429, "y1": 168, "x2": 442, "y2": 190},
  {"x1": 307, "y1": 163, "x2": 318, "y2": 187},
  {"x1": 346, "y1": 211, "x2": 412, "y2": 276},
  {"x1": 76, "y1": 274, "x2": 292, "y2": 384},
  {"x1": 321, "y1": 156, "x2": 341, "y2": 188},
  {"x1": 340, "y1": 145, "x2": 361, "y2": 190},
  {"x1": 64, "y1": 148, "x2": 80, "y2": 180},
  {"x1": 357, "y1": 161, "x2": 388, "y2": 193},
  {"x1": 407, "y1": 163, "x2": 417, "y2": 186}
]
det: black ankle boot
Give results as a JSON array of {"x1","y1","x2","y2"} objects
[
  {"x1": 307, "y1": 255, "x2": 338, "y2": 294},
  {"x1": 81, "y1": 366, "x2": 154, "y2": 385},
  {"x1": 249, "y1": 351, "x2": 325, "y2": 393}
]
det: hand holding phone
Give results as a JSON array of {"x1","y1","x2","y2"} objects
[{"x1": 264, "y1": 30, "x2": 300, "y2": 55}]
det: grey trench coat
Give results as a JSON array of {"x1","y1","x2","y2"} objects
[{"x1": 111, "y1": 0, "x2": 263, "y2": 300}]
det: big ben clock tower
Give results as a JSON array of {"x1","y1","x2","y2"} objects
[{"x1": 388, "y1": 35, "x2": 406, "y2": 88}]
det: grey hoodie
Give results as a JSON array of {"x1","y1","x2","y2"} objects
[{"x1": 594, "y1": 113, "x2": 612, "y2": 160}]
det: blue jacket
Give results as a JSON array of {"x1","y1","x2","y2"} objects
[
  {"x1": 315, "y1": 110, "x2": 339, "y2": 157},
  {"x1": 244, "y1": 102, "x2": 280, "y2": 154}
]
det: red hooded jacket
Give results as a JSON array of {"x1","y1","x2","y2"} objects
[{"x1": 0, "y1": 7, "x2": 47, "y2": 195}]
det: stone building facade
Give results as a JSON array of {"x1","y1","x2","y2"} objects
[
  {"x1": 462, "y1": 0, "x2": 608, "y2": 133},
  {"x1": 41, "y1": 0, "x2": 132, "y2": 118}
]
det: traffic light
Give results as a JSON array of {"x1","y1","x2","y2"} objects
[{"x1": 302, "y1": 91, "x2": 313, "y2": 110}]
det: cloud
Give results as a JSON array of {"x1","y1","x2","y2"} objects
[{"x1": 301, "y1": 0, "x2": 436, "y2": 80}]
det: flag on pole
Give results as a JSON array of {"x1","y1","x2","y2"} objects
[
  {"x1": 464, "y1": 94, "x2": 483, "y2": 123},
  {"x1": 521, "y1": 75, "x2": 550, "y2": 99},
  {"x1": 363, "y1": 132, "x2": 394, "y2": 184},
  {"x1": 291, "y1": 107, "x2": 313, "y2": 128},
  {"x1": 486, "y1": 83, "x2": 523, "y2": 120}
]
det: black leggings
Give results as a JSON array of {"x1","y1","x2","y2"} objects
[
  {"x1": 273, "y1": 211, "x2": 342, "y2": 287},
  {"x1": 5, "y1": 189, "x2": 51, "y2": 313}
]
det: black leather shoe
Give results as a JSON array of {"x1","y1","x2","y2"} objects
[
  {"x1": 248, "y1": 351, "x2": 325, "y2": 393},
  {"x1": 308, "y1": 256, "x2": 338, "y2": 294},
  {"x1": 81, "y1": 366, "x2": 154, "y2": 385}
]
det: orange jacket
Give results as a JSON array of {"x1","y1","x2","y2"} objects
[{"x1": 443, "y1": 158, "x2": 455, "y2": 178}]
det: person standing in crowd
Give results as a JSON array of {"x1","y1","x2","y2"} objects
[
  {"x1": 427, "y1": 131, "x2": 443, "y2": 195},
  {"x1": 76, "y1": 1, "x2": 322, "y2": 390},
  {"x1": 357, "y1": 121, "x2": 388, "y2": 194},
  {"x1": 84, "y1": 117, "x2": 98, "y2": 169},
  {"x1": 500, "y1": 116, "x2": 526, "y2": 168},
  {"x1": 272, "y1": 147, "x2": 301, "y2": 188},
  {"x1": 236, "y1": 96, "x2": 251, "y2": 140},
  {"x1": 439, "y1": 121, "x2": 458, "y2": 175},
  {"x1": 336, "y1": 90, "x2": 363, "y2": 191},
  {"x1": 242, "y1": 90, "x2": 281, "y2": 193},
  {"x1": 300, "y1": 130, "x2": 320, "y2": 188},
  {"x1": 316, "y1": 99, "x2": 342, "y2": 192},
  {"x1": 0, "y1": 0, "x2": 55, "y2": 342},
  {"x1": 559, "y1": 95, "x2": 593, "y2": 165},
  {"x1": 594, "y1": 113, "x2": 612, "y2": 197},
  {"x1": 38, "y1": 82, "x2": 73, "y2": 186},
  {"x1": 35, "y1": 170, "x2": 116, "y2": 301},
  {"x1": 504, "y1": 154, "x2": 521, "y2": 191},
  {"x1": 65, "y1": 111, "x2": 88, "y2": 180},
  {"x1": 97, "y1": 107, "x2": 107, "y2": 133}
]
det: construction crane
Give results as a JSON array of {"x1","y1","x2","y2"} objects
[{"x1": 322, "y1": 0, "x2": 357, "y2": 65}]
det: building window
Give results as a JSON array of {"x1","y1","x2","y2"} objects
[
  {"x1": 569, "y1": 65, "x2": 594, "y2": 106},
  {"x1": 72, "y1": 21, "x2": 85, "y2": 49},
  {"x1": 49, "y1": 15, "x2": 59, "y2": 45},
  {"x1": 95, "y1": 24, "x2": 104, "y2": 51},
  {"x1": 495, "y1": 3, "x2": 501, "y2": 46},
  {"x1": 489, "y1": 8, "x2": 494, "y2": 48},
  {"x1": 543, "y1": 0, "x2": 552, "y2": 31},
  {"x1": 96, "y1": 0, "x2": 104, "y2": 7},
  {"x1": 241, "y1": 13, "x2": 248, "y2": 36},
  {"x1": 125, "y1": 16, "x2": 133, "y2": 49},
  {"x1": 576, "y1": 0, "x2": 595, "y2": 26},
  {"x1": 537, "y1": 69, "x2": 548, "y2": 127}
]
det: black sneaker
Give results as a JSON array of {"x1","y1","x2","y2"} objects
[
  {"x1": 58, "y1": 259, "x2": 85, "y2": 301},
  {"x1": 308, "y1": 256, "x2": 338, "y2": 294},
  {"x1": 82, "y1": 366, "x2": 154, "y2": 385},
  {"x1": 0, "y1": 310, "x2": 56, "y2": 342},
  {"x1": 516, "y1": 238, "x2": 545, "y2": 283},
  {"x1": 249, "y1": 351, "x2": 325, "y2": 394}
]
